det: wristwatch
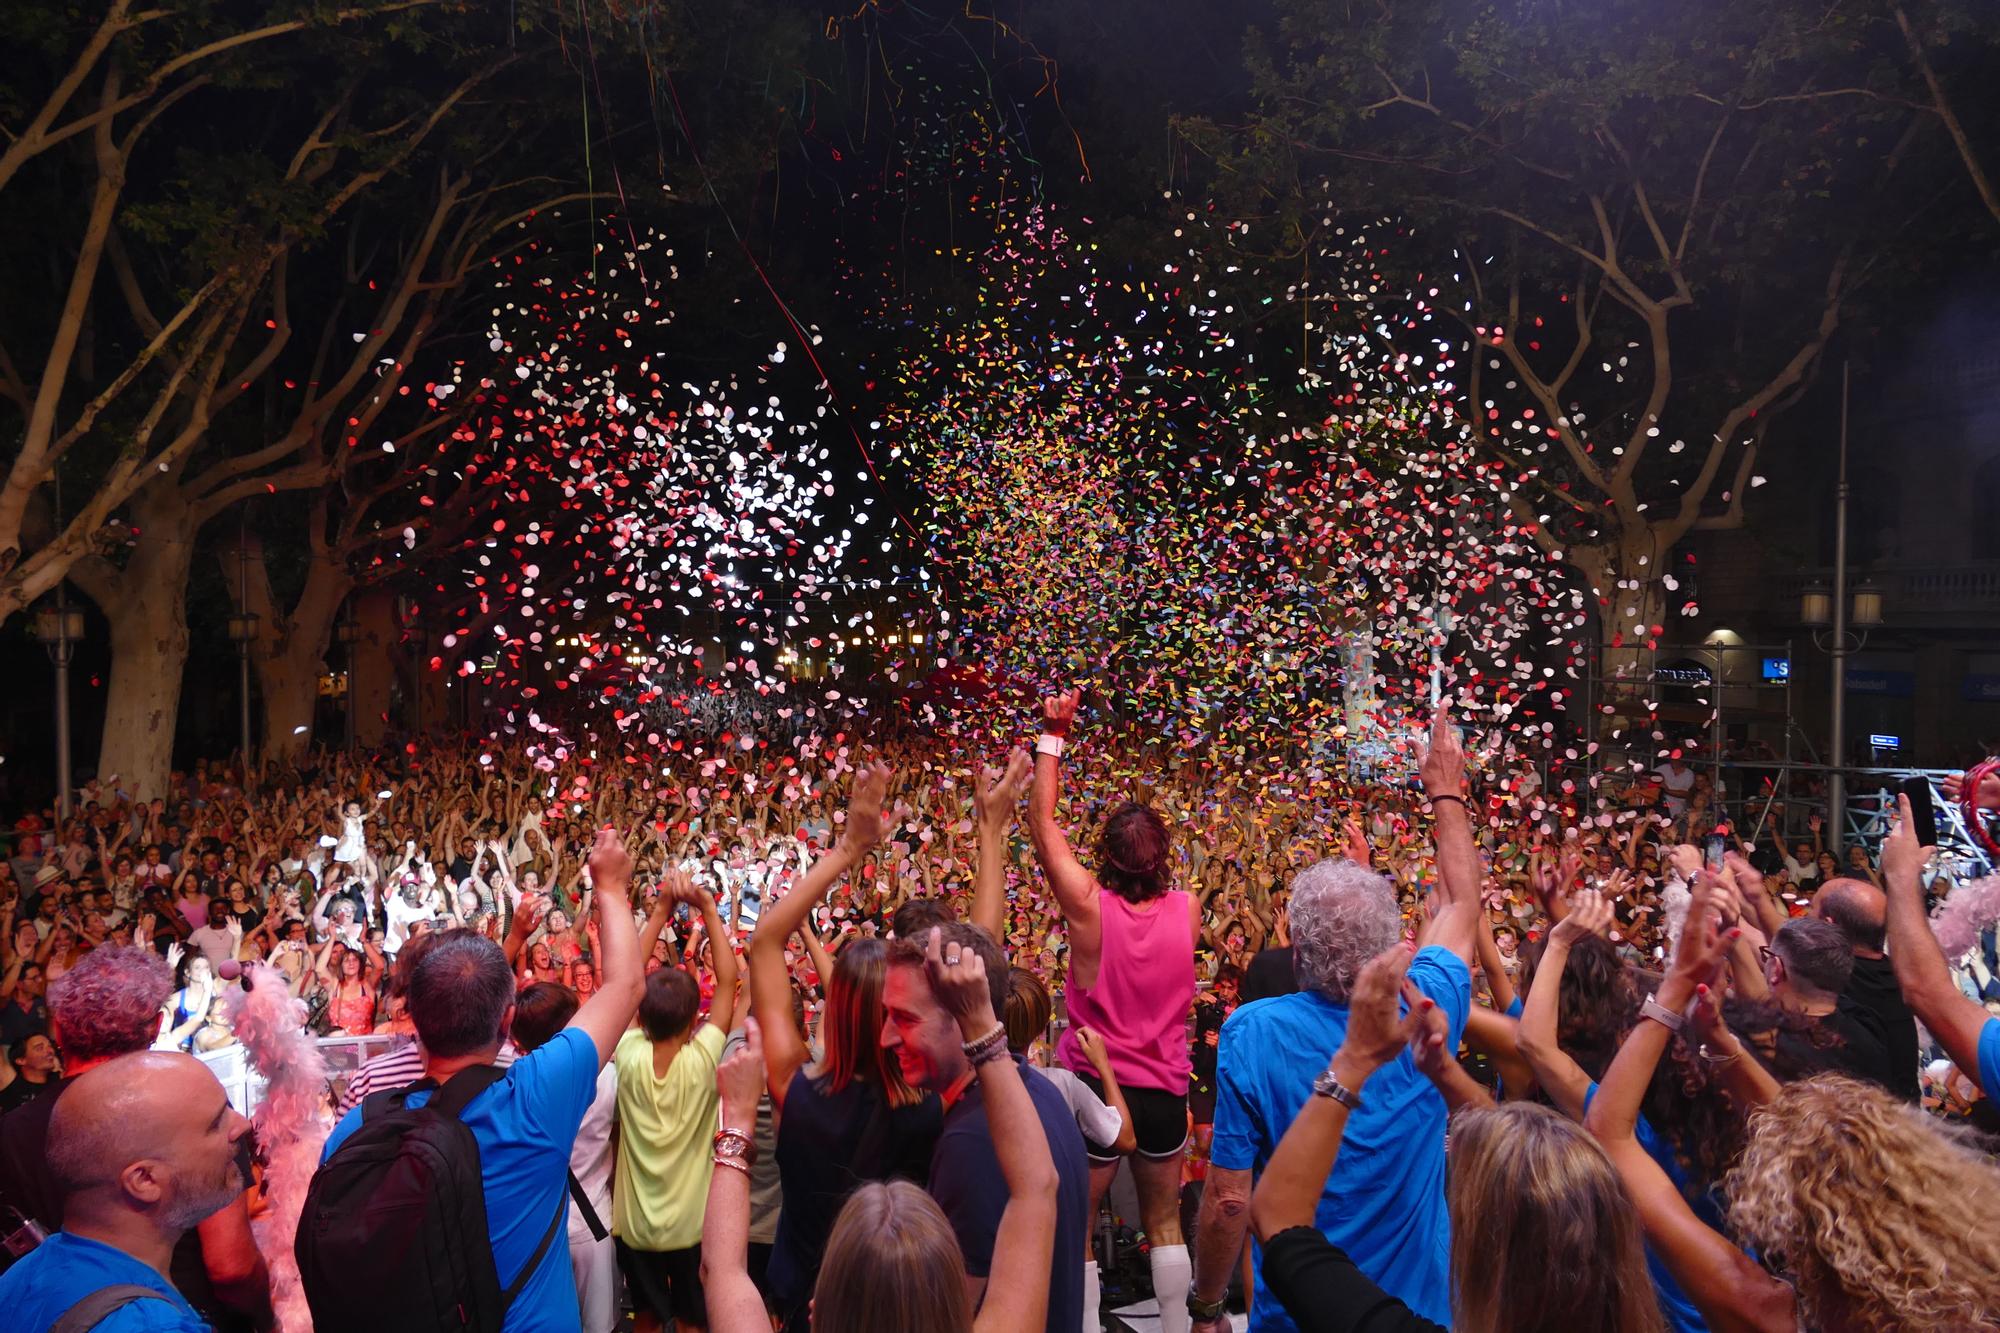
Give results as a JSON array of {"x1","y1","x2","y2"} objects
[
  {"x1": 1188, "y1": 1292, "x2": 1229, "y2": 1322},
  {"x1": 1639, "y1": 993, "x2": 1686, "y2": 1034},
  {"x1": 1311, "y1": 1066, "x2": 1363, "y2": 1110}
]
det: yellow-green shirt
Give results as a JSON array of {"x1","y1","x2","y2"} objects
[{"x1": 612, "y1": 1023, "x2": 726, "y2": 1251}]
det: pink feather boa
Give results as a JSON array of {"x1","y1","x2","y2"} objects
[
  {"x1": 1929, "y1": 873, "x2": 2000, "y2": 964},
  {"x1": 226, "y1": 964, "x2": 332, "y2": 1333}
]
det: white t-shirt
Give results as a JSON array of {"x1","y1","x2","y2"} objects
[
  {"x1": 1655, "y1": 764, "x2": 1696, "y2": 814},
  {"x1": 188, "y1": 924, "x2": 238, "y2": 968},
  {"x1": 1039, "y1": 1064, "x2": 1124, "y2": 1150},
  {"x1": 569, "y1": 1064, "x2": 618, "y2": 1244},
  {"x1": 385, "y1": 893, "x2": 434, "y2": 954}
]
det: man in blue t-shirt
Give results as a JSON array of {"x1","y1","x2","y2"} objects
[
  {"x1": 1880, "y1": 790, "x2": 2000, "y2": 1105},
  {"x1": 315, "y1": 828, "x2": 649, "y2": 1333},
  {"x1": 1190, "y1": 711, "x2": 1482, "y2": 1333},
  {"x1": 0, "y1": 1051, "x2": 253, "y2": 1332}
]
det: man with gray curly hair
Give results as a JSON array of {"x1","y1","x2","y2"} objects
[
  {"x1": 1189, "y1": 709, "x2": 1485, "y2": 1333},
  {"x1": 1287, "y1": 859, "x2": 1407, "y2": 1002}
]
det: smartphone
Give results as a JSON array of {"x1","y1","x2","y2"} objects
[
  {"x1": 1703, "y1": 831, "x2": 1726, "y2": 869},
  {"x1": 1900, "y1": 775, "x2": 1937, "y2": 847}
]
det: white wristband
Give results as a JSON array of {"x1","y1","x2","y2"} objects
[{"x1": 1035, "y1": 734, "x2": 1066, "y2": 759}]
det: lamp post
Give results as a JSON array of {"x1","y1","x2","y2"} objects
[
  {"x1": 33, "y1": 589, "x2": 86, "y2": 821},
  {"x1": 226, "y1": 608, "x2": 260, "y2": 767},
  {"x1": 334, "y1": 608, "x2": 360, "y2": 751},
  {"x1": 1800, "y1": 363, "x2": 1885, "y2": 849}
]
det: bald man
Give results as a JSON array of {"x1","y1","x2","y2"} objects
[
  {"x1": 0, "y1": 1052, "x2": 253, "y2": 1331},
  {"x1": 1813, "y1": 875, "x2": 1920, "y2": 1101}
]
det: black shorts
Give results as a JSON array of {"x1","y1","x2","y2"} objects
[
  {"x1": 615, "y1": 1238, "x2": 708, "y2": 1327},
  {"x1": 1079, "y1": 1073, "x2": 1189, "y2": 1164}
]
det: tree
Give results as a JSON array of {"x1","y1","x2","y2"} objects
[
  {"x1": 1892, "y1": 2, "x2": 2000, "y2": 226},
  {"x1": 1181, "y1": 0, "x2": 1992, "y2": 676},
  {"x1": 0, "y1": 2, "x2": 642, "y2": 795}
]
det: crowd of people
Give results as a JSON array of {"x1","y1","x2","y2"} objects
[{"x1": 1, "y1": 687, "x2": 1998, "y2": 1333}]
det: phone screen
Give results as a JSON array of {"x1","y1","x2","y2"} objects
[{"x1": 1901, "y1": 776, "x2": 1938, "y2": 848}]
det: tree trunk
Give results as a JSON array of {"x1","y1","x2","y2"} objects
[
  {"x1": 1579, "y1": 528, "x2": 1675, "y2": 757},
  {"x1": 225, "y1": 531, "x2": 352, "y2": 769},
  {"x1": 87, "y1": 502, "x2": 196, "y2": 801}
]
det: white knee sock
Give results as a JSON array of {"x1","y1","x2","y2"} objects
[
  {"x1": 1151, "y1": 1243, "x2": 1192, "y2": 1333},
  {"x1": 1082, "y1": 1258, "x2": 1101, "y2": 1331}
]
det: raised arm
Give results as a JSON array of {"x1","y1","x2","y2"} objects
[
  {"x1": 747, "y1": 762, "x2": 889, "y2": 1108},
  {"x1": 1514, "y1": 889, "x2": 1614, "y2": 1121},
  {"x1": 1880, "y1": 793, "x2": 1993, "y2": 1090},
  {"x1": 566, "y1": 828, "x2": 645, "y2": 1065},
  {"x1": 924, "y1": 929, "x2": 1058, "y2": 1333},
  {"x1": 1582, "y1": 874, "x2": 1794, "y2": 1333},
  {"x1": 1471, "y1": 907, "x2": 1516, "y2": 1016},
  {"x1": 798, "y1": 921, "x2": 835, "y2": 998},
  {"x1": 1026, "y1": 688, "x2": 1105, "y2": 932},
  {"x1": 971, "y1": 749, "x2": 1032, "y2": 941},
  {"x1": 701, "y1": 1019, "x2": 778, "y2": 1333},
  {"x1": 690, "y1": 877, "x2": 739, "y2": 1035},
  {"x1": 1418, "y1": 704, "x2": 1478, "y2": 964}
]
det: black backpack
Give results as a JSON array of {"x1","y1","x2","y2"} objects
[{"x1": 296, "y1": 1064, "x2": 563, "y2": 1332}]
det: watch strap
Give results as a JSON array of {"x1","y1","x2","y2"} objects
[
  {"x1": 1187, "y1": 1293, "x2": 1229, "y2": 1320},
  {"x1": 1312, "y1": 1066, "x2": 1363, "y2": 1110},
  {"x1": 1640, "y1": 993, "x2": 1687, "y2": 1034}
]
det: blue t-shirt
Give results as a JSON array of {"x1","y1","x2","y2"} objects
[
  {"x1": 1581, "y1": 1083, "x2": 1709, "y2": 1333},
  {"x1": 0, "y1": 1232, "x2": 207, "y2": 1332},
  {"x1": 322, "y1": 1028, "x2": 602, "y2": 1333},
  {"x1": 1979, "y1": 1017, "x2": 2000, "y2": 1100},
  {"x1": 1211, "y1": 945, "x2": 1471, "y2": 1331}
]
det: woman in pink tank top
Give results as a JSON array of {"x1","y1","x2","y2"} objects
[{"x1": 1027, "y1": 689, "x2": 1200, "y2": 1333}]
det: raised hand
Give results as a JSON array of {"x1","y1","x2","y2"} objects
[
  {"x1": 1418, "y1": 701, "x2": 1465, "y2": 799},
  {"x1": 1406, "y1": 990, "x2": 1455, "y2": 1082},
  {"x1": 717, "y1": 1015, "x2": 766, "y2": 1126},
  {"x1": 1671, "y1": 871, "x2": 1735, "y2": 983},
  {"x1": 165, "y1": 942, "x2": 185, "y2": 973},
  {"x1": 1550, "y1": 887, "x2": 1613, "y2": 946},
  {"x1": 1879, "y1": 792, "x2": 1928, "y2": 889},
  {"x1": 973, "y1": 749, "x2": 1032, "y2": 836},
  {"x1": 587, "y1": 827, "x2": 633, "y2": 893},
  {"x1": 1041, "y1": 687, "x2": 1082, "y2": 738},
  {"x1": 841, "y1": 761, "x2": 893, "y2": 851},
  {"x1": 923, "y1": 927, "x2": 997, "y2": 1035},
  {"x1": 1342, "y1": 816, "x2": 1371, "y2": 867}
]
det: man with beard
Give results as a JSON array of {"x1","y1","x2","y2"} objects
[{"x1": 0, "y1": 1052, "x2": 255, "y2": 1330}]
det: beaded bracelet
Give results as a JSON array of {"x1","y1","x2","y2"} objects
[
  {"x1": 711, "y1": 1154, "x2": 751, "y2": 1177},
  {"x1": 960, "y1": 1022, "x2": 1008, "y2": 1064}
]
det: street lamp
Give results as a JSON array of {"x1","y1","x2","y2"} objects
[
  {"x1": 334, "y1": 609, "x2": 360, "y2": 751},
  {"x1": 33, "y1": 590, "x2": 86, "y2": 821},
  {"x1": 226, "y1": 608, "x2": 260, "y2": 766}
]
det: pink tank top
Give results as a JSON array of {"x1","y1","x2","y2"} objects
[{"x1": 1057, "y1": 889, "x2": 1195, "y2": 1095}]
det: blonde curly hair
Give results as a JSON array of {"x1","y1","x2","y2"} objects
[{"x1": 1725, "y1": 1074, "x2": 2000, "y2": 1331}]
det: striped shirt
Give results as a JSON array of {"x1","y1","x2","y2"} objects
[{"x1": 335, "y1": 1037, "x2": 520, "y2": 1115}]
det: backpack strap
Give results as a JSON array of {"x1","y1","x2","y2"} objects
[
  {"x1": 567, "y1": 1170, "x2": 608, "y2": 1242},
  {"x1": 502, "y1": 1196, "x2": 568, "y2": 1309},
  {"x1": 50, "y1": 1283, "x2": 173, "y2": 1333},
  {"x1": 426, "y1": 1063, "x2": 510, "y2": 1120}
]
